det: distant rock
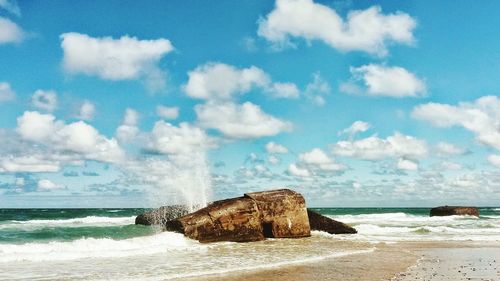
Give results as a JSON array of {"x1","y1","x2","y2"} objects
[
  {"x1": 429, "y1": 206, "x2": 479, "y2": 217},
  {"x1": 135, "y1": 205, "x2": 190, "y2": 225},
  {"x1": 307, "y1": 209, "x2": 357, "y2": 234},
  {"x1": 165, "y1": 189, "x2": 312, "y2": 243}
]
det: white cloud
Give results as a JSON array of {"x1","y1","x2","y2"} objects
[
  {"x1": 184, "y1": 63, "x2": 267, "y2": 100},
  {"x1": 287, "y1": 163, "x2": 311, "y2": 177},
  {"x1": 0, "y1": 155, "x2": 60, "y2": 173},
  {"x1": 487, "y1": 154, "x2": 500, "y2": 168},
  {"x1": 342, "y1": 64, "x2": 426, "y2": 97},
  {"x1": 268, "y1": 82, "x2": 300, "y2": 99},
  {"x1": 397, "y1": 158, "x2": 418, "y2": 171},
  {"x1": 339, "y1": 120, "x2": 370, "y2": 139},
  {"x1": 60, "y1": 33, "x2": 173, "y2": 91},
  {"x1": 258, "y1": 0, "x2": 416, "y2": 56},
  {"x1": 413, "y1": 96, "x2": 500, "y2": 150},
  {"x1": 0, "y1": 17, "x2": 23, "y2": 44},
  {"x1": 299, "y1": 148, "x2": 346, "y2": 172},
  {"x1": 145, "y1": 121, "x2": 212, "y2": 155},
  {"x1": 0, "y1": 0, "x2": 20, "y2": 16},
  {"x1": 439, "y1": 161, "x2": 463, "y2": 171},
  {"x1": 304, "y1": 73, "x2": 330, "y2": 106},
  {"x1": 156, "y1": 105, "x2": 179, "y2": 120},
  {"x1": 195, "y1": 102, "x2": 293, "y2": 139},
  {"x1": 31, "y1": 90, "x2": 57, "y2": 112},
  {"x1": 0, "y1": 82, "x2": 15, "y2": 102},
  {"x1": 268, "y1": 155, "x2": 281, "y2": 165},
  {"x1": 16, "y1": 111, "x2": 124, "y2": 163},
  {"x1": 76, "y1": 100, "x2": 96, "y2": 121},
  {"x1": 331, "y1": 132, "x2": 428, "y2": 160},
  {"x1": 183, "y1": 62, "x2": 298, "y2": 101},
  {"x1": 265, "y1": 141, "x2": 289, "y2": 154},
  {"x1": 37, "y1": 179, "x2": 64, "y2": 191},
  {"x1": 116, "y1": 108, "x2": 139, "y2": 142},
  {"x1": 435, "y1": 142, "x2": 467, "y2": 156}
]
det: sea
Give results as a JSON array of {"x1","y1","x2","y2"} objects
[{"x1": 0, "y1": 207, "x2": 499, "y2": 280}]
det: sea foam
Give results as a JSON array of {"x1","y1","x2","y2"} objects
[{"x1": 0, "y1": 231, "x2": 202, "y2": 262}]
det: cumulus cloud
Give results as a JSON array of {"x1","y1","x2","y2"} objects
[
  {"x1": 37, "y1": 179, "x2": 64, "y2": 191},
  {"x1": 339, "y1": 120, "x2": 370, "y2": 139},
  {"x1": 304, "y1": 73, "x2": 330, "y2": 106},
  {"x1": 156, "y1": 105, "x2": 179, "y2": 120},
  {"x1": 16, "y1": 111, "x2": 124, "y2": 163},
  {"x1": 116, "y1": 108, "x2": 140, "y2": 143},
  {"x1": 287, "y1": 163, "x2": 311, "y2": 178},
  {"x1": 265, "y1": 141, "x2": 289, "y2": 154},
  {"x1": 412, "y1": 96, "x2": 500, "y2": 150},
  {"x1": 0, "y1": 82, "x2": 15, "y2": 102},
  {"x1": 0, "y1": 155, "x2": 60, "y2": 173},
  {"x1": 487, "y1": 154, "x2": 500, "y2": 168},
  {"x1": 268, "y1": 155, "x2": 281, "y2": 165},
  {"x1": 0, "y1": 17, "x2": 23, "y2": 44},
  {"x1": 145, "y1": 121, "x2": 213, "y2": 155},
  {"x1": 435, "y1": 142, "x2": 467, "y2": 156},
  {"x1": 341, "y1": 64, "x2": 426, "y2": 97},
  {"x1": 183, "y1": 62, "x2": 298, "y2": 101},
  {"x1": 31, "y1": 90, "x2": 57, "y2": 112},
  {"x1": 258, "y1": 0, "x2": 416, "y2": 56},
  {"x1": 0, "y1": 0, "x2": 20, "y2": 16},
  {"x1": 287, "y1": 148, "x2": 346, "y2": 179},
  {"x1": 331, "y1": 132, "x2": 428, "y2": 161},
  {"x1": 438, "y1": 161, "x2": 463, "y2": 171},
  {"x1": 76, "y1": 100, "x2": 96, "y2": 121},
  {"x1": 299, "y1": 148, "x2": 346, "y2": 172},
  {"x1": 396, "y1": 158, "x2": 418, "y2": 171},
  {"x1": 195, "y1": 102, "x2": 293, "y2": 139},
  {"x1": 60, "y1": 33, "x2": 173, "y2": 91}
]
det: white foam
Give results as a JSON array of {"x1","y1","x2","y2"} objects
[
  {"x1": 0, "y1": 216, "x2": 135, "y2": 229},
  {"x1": 0, "y1": 232, "x2": 204, "y2": 262},
  {"x1": 115, "y1": 248, "x2": 376, "y2": 281}
]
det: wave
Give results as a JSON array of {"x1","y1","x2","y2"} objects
[
  {"x1": 117, "y1": 248, "x2": 376, "y2": 281},
  {"x1": 0, "y1": 216, "x2": 136, "y2": 230},
  {"x1": 0, "y1": 231, "x2": 204, "y2": 262},
  {"x1": 331, "y1": 212, "x2": 478, "y2": 224}
]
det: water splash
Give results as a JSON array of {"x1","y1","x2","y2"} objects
[{"x1": 126, "y1": 152, "x2": 212, "y2": 212}]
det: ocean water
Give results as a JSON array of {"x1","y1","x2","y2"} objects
[{"x1": 0, "y1": 207, "x2": 498, "y2": 280}]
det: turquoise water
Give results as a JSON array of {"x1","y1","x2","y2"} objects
[
  {"x1": 1, "y1": 207, "x2": 499, "y2": 244},
  {"x1": 0, "y1": 207, "x2": 499, "y2": 280},
  {"x1": 0, "y1": 209, "x2": 153, "y2": 244}
]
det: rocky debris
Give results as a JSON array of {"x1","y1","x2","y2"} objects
[
  {"x1": 429, "y1": 206, "x2": 479, "y2": 217},
  {"x1": 135, "y1": 205, "x2": 190, "y2": 225},
  {"x1": 165, "y1": 189, "x2": 311, "y2": 243},
  {"x1": 307, "y1": 209, "x2": 357, "y2": 234}
]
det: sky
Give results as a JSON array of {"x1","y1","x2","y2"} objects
[{"x1": 1, "y1": 0, "x2": 500, "y2": 208}]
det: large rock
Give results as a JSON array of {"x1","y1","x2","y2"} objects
[
  {"x1": 135, "y1": 205, "x2": 190, "y2": 225},
  {"x1": 307, "y1": 209, "x2": 357, "y2": 234},
  {"x1": 429, "y1": 206, "x2": 479, "y2": 217},
  {"x1": 165, "y1": 189, "x2": 311, "y2": 243}
]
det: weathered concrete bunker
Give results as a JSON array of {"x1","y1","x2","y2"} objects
[{"x1": 164, "y1": 189, "x2": 311, "y2": 243}]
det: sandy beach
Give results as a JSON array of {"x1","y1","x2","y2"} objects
[{"x1": 182, "y1": 242, "x2": 500, "y2": 281}]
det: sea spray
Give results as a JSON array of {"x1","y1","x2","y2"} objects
[{"x1": 125, "y1": 151, "x2": 212, "y2": 212}]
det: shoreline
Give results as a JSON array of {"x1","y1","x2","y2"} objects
[{"x1": 179, "y1": 241, "x2": 500, "y2": 281}]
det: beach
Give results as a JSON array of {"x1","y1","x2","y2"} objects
[
  {"x1": 186, "y1": 242, "x2": 500, "y2": 281},
  {"x1": 0, "y1": 208, "x2": 499, "y2": 280}
]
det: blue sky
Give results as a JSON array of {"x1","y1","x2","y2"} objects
[{"x1": 1, "y1": 0, "x2": 500, "y2": 208}]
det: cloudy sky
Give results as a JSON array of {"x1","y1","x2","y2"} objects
[{"x1": 1, "y1": 0, "x2": 500, "y2": 207}]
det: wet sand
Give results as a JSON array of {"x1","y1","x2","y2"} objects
[{"x1": 180, "y1": 242, "x2": 500, "y2": 281}]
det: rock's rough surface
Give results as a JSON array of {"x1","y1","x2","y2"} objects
[
  {"x1": 307, "y1": 209, "x2": 357, "y2": 234},
  {"x1": 165, "y1": 189, "x2": 311, "y2": 243},
  {"x1": 135, "y1": 205, "x2": 190, "y2": 225},
  {"x1": 429, "y1": 206, "x2": 479, "y2": 217}
]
